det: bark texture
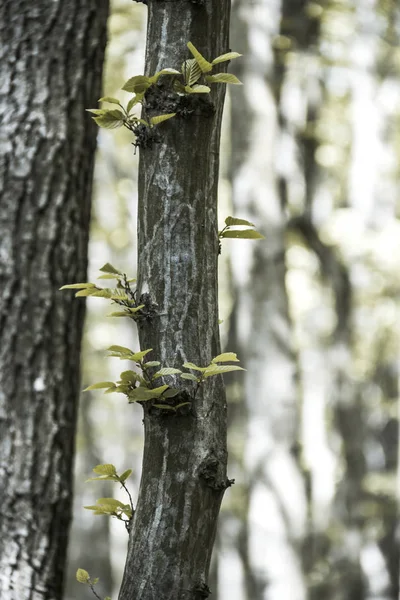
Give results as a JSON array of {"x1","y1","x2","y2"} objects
[
  {"x1": 118, "y1": 2, "x2": 231, "y2": 599},
  {"x1": 0, "y1": 2, "x2": 109, "y2": 598}
]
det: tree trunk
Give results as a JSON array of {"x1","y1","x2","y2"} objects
[
  {"x1": 0, "y1": 2, "x2": 109, "y2": 599},
  {"x1": 118, "y1": 2, "x2": 231, "y2": 599}
]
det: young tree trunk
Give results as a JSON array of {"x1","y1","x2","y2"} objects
[
  {"x1": 0, "y1": 2, "x2": 109, "y2": 598},
  {"x1": 118, "y1": 2, "x2": 231, "y2": 599}
]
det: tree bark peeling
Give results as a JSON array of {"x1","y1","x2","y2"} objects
[{"x1": 118, "y1": 1, "x2": 231, "y2": 599}]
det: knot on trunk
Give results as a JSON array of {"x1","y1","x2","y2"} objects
[
  {"x1": 193, "y1": 582, "x2": 211, "y2": 599},
  {"x1": 198, "y1": 456, "x2": 232, "y2": 490}
]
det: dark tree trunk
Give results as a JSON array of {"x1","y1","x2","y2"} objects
[
  {"x1": 118, "y1": 2, "x2": 231, "y2": 599},
  {"x1": 0, "y1": 2, "x2": 109, "y2": 599}
]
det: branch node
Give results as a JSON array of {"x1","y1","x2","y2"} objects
[
  {"x1": 198, "y1": 456, "x2": 228, "y2": 490},
  {"x1": 193, "y1": 583, "x2": 211, "y2": 599}
]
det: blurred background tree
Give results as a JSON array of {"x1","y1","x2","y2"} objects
[{"x1": 65, "y1": 1, "x2": 400, "y2": 599}]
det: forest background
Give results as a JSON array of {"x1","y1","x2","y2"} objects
[{"x1": 65, "y1": 1, "x2": 400, "y2": 599}]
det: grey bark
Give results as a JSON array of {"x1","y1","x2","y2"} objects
[
  {"x1": 0, "y1": 2, "x2": 109, "y2": 599},
  {"x1": 118, "y1": 2, "x2": 231, "y2": 599}
]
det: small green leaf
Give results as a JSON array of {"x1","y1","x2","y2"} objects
[
  {"x1": 128, "y1": 385, "x2": 168, "y2": 402},
  {"x1": 150, "y1": 113, "x2": 176, "y2": 126},
  {"x1": 211, "y1": 51, "x2": 242, "y2": 65},
  {"x1": 220, "y1": 229, "x2": 265, "y2": 239},
  {"x1": 181, "y1": 58, "x2": 202, "y2": 86},
  {"x1": 142, "y1": 361, "x2": 161, "y2": 368},
  {"x1": 119, "y1": 469, "x2": 133, "y2": 483},
  {"x1": 59, "y1": 283, "x2": 96, "y2": 290},
  {"x1": 97, "y1": 273, "x2": 123, "y2": 280},
  {"x1": 153, "y1": 404, "x2": 176, "y2": 411},
  {"x1": 119, "y1": 370, "x2": 140, "y2": 383},
  {"x1": 74, "y1": 288, "x2": 100, "y2": 297},
  {"x1": 184, "y1": 84, "x2": 211, "y2": 94},
  {"x1": 93, "y1": 464, "x2": 117, "y2": 476},
  {"x1": 161, "y1": 388, "x2": 181, "y2": 398},
  {"x1": 152, "y1": 368, "x2": 182, "y2": 379},
  {"x1": 130, "y1": 349, "x2": 153, "y2": 362},
  {"x1": 150, "y1": 68, "x2": 181, "y2": 83},
  {"x1": 122, "y1": 75, "x2": 152, "y2": 94},
  {"x1": 225, "y1": 216, "x2": 255, "y2": 227},
  {"x1": 90, "y1": 289, "x2": 114, "y2": 298},
  {"x1": 107, "y1": 311, "x2": 131, "y2": 318},
  {"x1": 175, "y1": 402, "x2": 191, "y2": 410},
  {"x1": 86, "y1": 109, "x2": 107, "y2": 115},
  {"x1": 99, "y1": 96, "x2": 121, "y2": 105},
  {"x1": 91, "y1": 578, "x2": 99, "y2": 585},
  {"x1": 206, "y1": 73, "x2": 242, "y2": 85},
  {"x1": 99, "y1": 263, "x2": 123, "y2": 275},
  {"x1": 107, "y1": 345, "x2": 134, "y2": 355},
  {"x1": 203, "y1": 365, "x2": 245, "y2": 378},
  {"x1": 180, "y1": 373, "x2": 199, "y2": 382},
  {"x1": 127, "y1": 96, "x2": 140, "y2": 114},
  {"x1": 83, "y1": 382, "x2": 116, "y2": 392},
  {"x1": 211, "y1": 352, "x2": 240, "y2": 363},
  {"x1": 76, "y1": 569, "x2": 90, "y2": 584},
  {"x1": 182, "y1": 362, "x2": 207, "y2": 372},
  {"x1": 93, "y1": 109, "x2": 125, "y2": 129},
  {"x1": 187, "y1": 42, "x2": 213, "y2": 73}
]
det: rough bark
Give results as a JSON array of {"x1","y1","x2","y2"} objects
[
  {"x1": 118, "y1": 2, "x2": 231, "y2": 599},
  {"x1": 0, "y1": 2, "x2": 109, "y2": 598}
]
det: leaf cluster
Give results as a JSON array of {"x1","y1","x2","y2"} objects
[
  {"x1": 85, "y1": 464, "x2": 134, "y2": 530},
  {"x1": 60, "y1": 263, "x2": 144, "y2": 320},
  {"x1": 76, "y1": 568, "x2": 111, "y2": 600},
  {"x1": 86, "y1": 42, "x2": 242, "y2": 145},
  {"x1": 219, "y1": 216, "x2": 265, "y2": 241}
]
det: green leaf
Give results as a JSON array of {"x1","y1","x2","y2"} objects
[
  {"x1": 211, "y1": 51, "x2": 242, "y2": 65},
  {"x1": 83, "y1": 381, "x2": 116, "y2": 392},
  {"x1": 161, "y1": 388, "x2": 181, "y2": 398},
  {"x1": 182, "y1": 362, "x2": 207, "y2": 372},
  {"x1": 180, "y1": 373, "x2": 199, "y2": 382},
  {"x1": 88, "y1": 289, "x2": 115, "y2": 298},
  {"x1": 59, "y1": 283, "x2": 96, "y2": 290},
  {"x1": 184, "y1": 84, "x2": 211, "y2": 94},
  {"x1": 152, "y1": 368, "x2": 182, "y2": 379},
  {"x1": 93, "y1": 464, "x2": 117, "y2": 476},
  {"x1": 122, "y1": 75, "x2": 152, "y2": 94},
  {"x1": 225, "y1": 216, "x2": 255, "y2": 227},
  {"x1": 181, "y1": 58, "x2": 202, "y2": 86},
  {"x1": 76, "y1": 569, "x2": 90, "y2": 584},
  {"x1": 128, "y1": 385, "x2": 168, "y2": 402},
  {"x1": 150, "y1": 113, "x2": 176, "y2": 126},
  {"x1": 107, "y1": 311, "x2": 131, "y2": 318},
  {"x1": 119, "y1": 469, "x2": 133, "y2": 483},
  {"x1": 96, "y1": 498, "x2": 127, "y2": 509},
  {"x1": 205, "y1": 73, "x2": 242, "y2": 85},
  {"x1": 220, "y1": 229, "x2": 265, "y2": 239},
  {"x1": 150, "y1": 68, "x2": 181, "y2": 83},
  {"x1": 97, "y1": 274, "x2": 123, "y2": 280},
  {"x1": 153, "y1": 404, "x2": 176, "y2": 411},
  {"x1": 107, "y1": 345, "x2": 134, "y2": 355},
  {"x1": 91, "y1": 578, "x2": 99, "y2": 585},
  {"x1": 74, "y1": 288, "x2": 100, "y2": 297},
  {"x1": 187, "y1": 42, "x2": 213, "y2": 73},
  {"x1": 93, "y1": 109, "x2": 125, "y2": 129},
  {"x1": 175, "y1": 402, "x2": 191, "y2": 410},
  {"x1": 203, "y1": 365, "x2": 246, "y2": 378},
  {"x1": 142, "y1": 361, "x2": 161, "y2": 368},
  {"x1": 130, "y1": 349, "x2": 153, "y2": 362},
  {"x1": 127, "y1": 96, "x2": 140, "y2": 114},
  {"x1": 86, "y1": 109, "x2": 107, "y2": 115},
  {"x1": 119, "y1": 370, "x2": 140, "y2": 383},
  {"x1": 211, "y1": 352, "x2": 240, "y2": 363},
  {"x1": 99, "y1": 96, "x2": 121, "y2": 105},
  {"x1": 99, "y1": 263, "x2": 123, "y2": 275}
]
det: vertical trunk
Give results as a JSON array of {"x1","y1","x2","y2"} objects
[
  {"x1": 118, "y1": 2, "x2": 231, "y2": 599},
  {"x1": 228, "y1": 1, "x2": 308, "y2": 598},
  {"x1": 0, "y1": 2, "x2": 109, "y2": 598}
]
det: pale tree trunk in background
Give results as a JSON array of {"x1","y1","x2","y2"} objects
[
  {"x1": 117, "y1": 2, "x2": 232, "y2": 599},
  {"x1": 226, "y1": 1, "x2": 308, "y2": 598},
  {"x1": 0, "y1": 2, "x2": 109, "y2": 598}
]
